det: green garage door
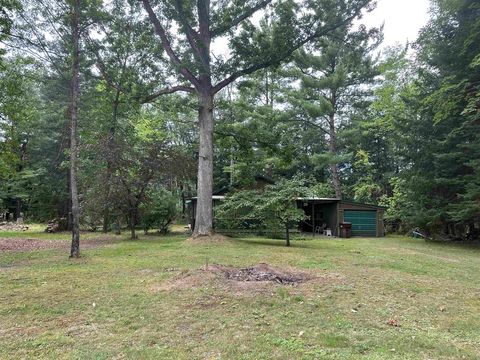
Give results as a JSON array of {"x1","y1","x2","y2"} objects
[{"x1": 344, "y1": 210, "x2": 377, "y2": 237}]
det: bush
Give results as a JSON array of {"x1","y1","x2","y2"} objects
[
  {"x1": 141, "y1": 189, "x2": 178, "y2": 235},
  {"x1": 80, "y1": 186, "x2": 105, "y2": 232}
]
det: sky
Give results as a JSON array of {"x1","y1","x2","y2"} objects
[
  {"x1": 211, "y1": 0, "x2": 432, "y2": 57},
  {"x1": 363, "y1": 0, "x2": 431, "y2": 48}
]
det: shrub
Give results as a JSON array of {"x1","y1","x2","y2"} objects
[{"x1": 141, "y1": 189, "x2": 178, "y2": 235}]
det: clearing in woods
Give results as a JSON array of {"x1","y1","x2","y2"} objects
[{"x1": 1, "y1": 225, "x2": 480, "y2": 359}]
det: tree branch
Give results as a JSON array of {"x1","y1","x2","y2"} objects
[
  {"x1": 196, "y1": 0, "x2": 212, "y2": 82},
  {"x1": 280, "y1": 116, "x2": 331, "y2": 136},
  {"x1": 7, "y1": 18, "x2": 68, "y2": 82},
  {"x1": 214, "y1": 129, "x2": 279, "y2": 149},
  {"x1": 89, "y1": 40, "x2": 126, "y2": 94},
  {"x1": 197, "y1": 0, "x2": 210, "y2": 41},
  {"x1": 173, "y1": 0, "x2": 203, "y2": 58},
  {"x1": 212, "y1": 1, "x2": 369, "y2": 93},
  {"x1": 140, "y1": 0, "x2": 201, "y2": 89},
  {"x1": 211, "y1": 0, "x2": 273, "y2": 38},
  {"x1": 140, "y1": 85, "x2": 195, "y2": 103}
]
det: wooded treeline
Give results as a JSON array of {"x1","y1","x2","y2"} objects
[{"x1": 0, "y1": 0, "x2": 479, "y2": 245}]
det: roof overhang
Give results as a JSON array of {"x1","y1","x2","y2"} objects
[
  {"x1": 189, "y1": 196, "x2": 341, "y2": 201},
  {"x1": 297, "y1": 198, "x2": 340, "y2": 202},
  {"x1": 189, "y1": 196, "x2": 226, "y2": 200}
]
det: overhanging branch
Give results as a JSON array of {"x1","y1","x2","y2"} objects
[
  {"x1": 211, "y1": 0, "x2": 273, "y2": 38},
  {"x1": 212, "y1": 1, "x2": 369, "y2": 94},
  {"x1": 140, "y1": 0, "x2": 201, "y2": 89},
  {"x1": 140, "y1": 85, "x2": 195, "y2": 103},
  {"x1": 173, "y1": 0, "x2": 204, "y2": 62}
]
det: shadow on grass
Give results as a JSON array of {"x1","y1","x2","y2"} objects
[
  {"x1": 232, "y1": 237, "x2": 317, "y2": 249},
  {"x1": 424, "y1": 239, "x2": 480, "y2": 251},
  {"x1": 122, "y1": 234, "x2": 186, "y2": 245},
  {"x1": 384, "y1": 234, "x2": 480, "y2": 253}
]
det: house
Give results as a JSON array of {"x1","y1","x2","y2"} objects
[{"x1": 188, "y1": 177, "x2": 386, "y2": 238}]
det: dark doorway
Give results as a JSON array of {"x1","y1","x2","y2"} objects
[{"x1": 300, "y1": 203, "x2": 327, "y2": 233}]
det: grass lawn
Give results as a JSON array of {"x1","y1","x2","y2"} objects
[{"x1": 1, "y1": 226, "x2": 480, "y2": 359}]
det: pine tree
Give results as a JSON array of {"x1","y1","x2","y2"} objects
[
  {"x1": 402, "y1": 0, "x2": 480, "y2": 237},
  {"x1": 286, "y1": 24, "x2": 380, "y2": 198}
]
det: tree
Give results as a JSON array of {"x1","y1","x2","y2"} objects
[
  {"x1": 256, "y1": 177, "x2": 311, "y2": 246},
  {"x1": 6, "y1": 0, "x2": 105, "y2": 255},
  {"x1": 0, "y1": 57, "x2": 42, "y2": 220},
  {"x1": 84, "y1": 1, "x2": 168, "y2": 232},
  {"x1": 287, "y1": 23, "x2": 381, "y2": 198},
  {"x1": 137, "y1": 0, "x2": 375, "y2": 236},
  {"x1": 401, "y1": 0, "x2": 480, "y2": 238},
  {"x1": 213, "y1": 67, "x2": 296, "y2": 188},
  {"x1": 69, "y1": 0, "x2": 81, "y2": 258},
  {"x1": 0, "y1": 0, "x2": 20, "y2": 63},
  {"x1": 343, "y1": 46, "x2": 410, "y2": 203},
  {"x1": 349, "y1": 149, "x2": 381, "y2": 203},
  {"x1": 217, "y1": 177, "x2": 311, "y2": 246},
  {"x1": 215, "y1": 190, "x2": 262, "y2": 232}
]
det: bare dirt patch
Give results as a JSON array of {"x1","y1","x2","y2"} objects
[
  {"x1": 208, "y1": 263, "x2": 310, "y2": 285},
  {"x1": 185, "y1": 233, "x2": 232, "y2": 245},
  {"x1": 0, "y1": 238, "x2": 64, "y2": 251},
  {"x1": 150, "y1": 263, "x2": 330, "y2": 296},
  {"x1": 0, "y1": 236, "x2": 117, "y2": 252}
]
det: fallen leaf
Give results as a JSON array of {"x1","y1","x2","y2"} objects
[{"x1": 387, "y1": 318, "x2": 400, "y2": 327}]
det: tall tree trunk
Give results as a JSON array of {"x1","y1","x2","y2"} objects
[
  {"x1": 129, "y1": 206, "x2": 137, "y2": 240},
  {"x1": 114, "y1": 217, "x2": 121, "y2": 235},
  {"x1": 181, "y1": 184, "x2": 186, "y2": 217},
  {"x1": 265, "y1": 68, "x2": 269, "y2": 106},
  {"x1": 102, "y1": 213, "x2": 110, "y2": 233},
  {"x1": 66, "y1": 149, "x2": 73, "y2": 230},
  {"x1": 102, "y1": 88, "x2": 121, "y2": 233},
  {"x1": 229, "y1": 149, "x2": 234, "y2": 186},
  {"x1": 15, "y1": 141, "x2": 28, "y2": 221},
  {"x1": 14, "y1": 199, "x2": 21, "y2": 221},
  {"x1": 328, "y1": 113, "x2": 342, "y2": 199},
  {"x1": 285, "y1": 224, "x2": 290, "y2": 247},
  {"x1": 130, "y1": 221, "x2": 136, "y2": 240},
  {"x1": 193, "y1": 91, "x2": 214, "y2": 236},
  {"x1": 69, "y1": 0, "x2": 81, "y2": 258}
]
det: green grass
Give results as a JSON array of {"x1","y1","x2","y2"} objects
[{"x1": 1, "y1": 227, "x2": 480, "y2": 359}]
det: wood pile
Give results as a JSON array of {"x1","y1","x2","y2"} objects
[{"x1": 45, "y1": 218, "x2": 68, "y2": 233}]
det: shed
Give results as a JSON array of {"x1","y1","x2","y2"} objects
[
  {"x1": 297, "y1": 199, "x2": 385, "y2": 237},
  {"x1": 189, "y1": 196, "x2": 385, "y2": 238}
]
